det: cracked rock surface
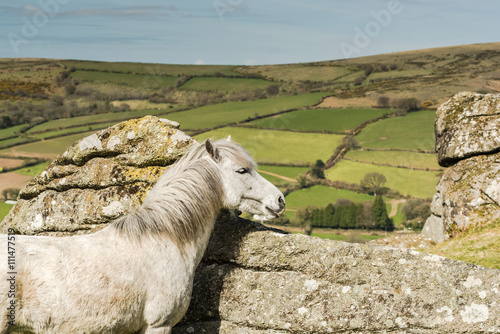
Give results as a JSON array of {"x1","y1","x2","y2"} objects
[
  {"x1": 423, "y1": 92, "x2": 500, "y2": 242},
  {"x1": 1, "y1": 116, "x2": 499, "y2": 333}
]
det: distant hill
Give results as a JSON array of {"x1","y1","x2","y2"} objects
[{"x1": 1, "y1": 42, "x2": 499, "y2": 230}]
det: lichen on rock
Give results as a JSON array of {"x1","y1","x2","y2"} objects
[{"x1": 423, "y1": 92, "x2": 500, "y2": 242}]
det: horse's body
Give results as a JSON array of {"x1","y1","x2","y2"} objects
[{"x1": 0, "y1": 139, "x2": 285, "y2": 334}]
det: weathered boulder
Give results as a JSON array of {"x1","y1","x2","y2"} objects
[
  {"x1": 2, "y1": 116, "x2": 499, "y2": 333},
  {"x1": 174, "y1": 216, "x2": 500, "y2": 334},
  {"x1": 0, "y1": 116, "x2": 194, "y2": 235},
  {"x1": 423, "y1": 92, "x2": 500, "y2": 242},
  {"x1": 435, "y1": 91, "x2": 500, "y2": 167}
]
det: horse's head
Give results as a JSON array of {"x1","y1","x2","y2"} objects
[{"x1": 204, "y1": 138, "x2": 285, "y2": 220}]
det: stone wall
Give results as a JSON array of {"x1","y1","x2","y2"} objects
[
  {"x1": 422, "y1": 92, "x2": 500, "y2": 242},
  {"x1": 2, "y1": 116, "x2": 499, "y2": 333}
]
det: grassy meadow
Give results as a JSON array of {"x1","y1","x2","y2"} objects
[
  {"x1": 248, "y1": 108, "x2": 394, "y2": 133},
  {"x1": 326, "y1": 160, "x2": 440, "y2": 199},
  {"x1": 179, "y1": 77, "x2": 275, "y2": 93},
  {"x1": 354, "y1": 110, "x2": 436, "y2": 151},
  {"x1": 168, "y1": 92, "x2": 326, "y2": 130},
  {"x1": 195, "y1": 127, "x2": 343, "y2": 165}
]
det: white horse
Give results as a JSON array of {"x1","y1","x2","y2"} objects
[{"x1": 0, "y1": 138, "x2": 285, "y2": 334}]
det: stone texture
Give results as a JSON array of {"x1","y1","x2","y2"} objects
[
  {"x1": 423, "y1": 92, "x2": 500, "y2": 241},
  {"x1": 423, "y1": 148, "x2": 500, "y2": 241},
  {"x1": 2, "y1": 116, "x2": 499, "y2": 333},
  {"x1": 435, "y1": 91, "x2": 500, "y2": 167},
  {"x1": 0, "y1": 116, "x2": 194, "y2": 235},
  {"x1": 173, "y1": 216, "x2": 500, "y2": 334}
]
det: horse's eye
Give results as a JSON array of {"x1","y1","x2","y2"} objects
[{"x1": 236, "y1": 168, "x2": 249, "y2": 174}]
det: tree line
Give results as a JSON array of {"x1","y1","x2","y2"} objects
[{"x1": 290, "y1": 195, "x2": 394, "y2": 234}]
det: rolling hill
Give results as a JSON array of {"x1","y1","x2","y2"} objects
[{"x1": 1, "y1": 43, "x2": 499, "y2": 231}]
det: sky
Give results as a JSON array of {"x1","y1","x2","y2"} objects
[{"x1": 0, "y1": 0, "x2": 499, "y2": 65}]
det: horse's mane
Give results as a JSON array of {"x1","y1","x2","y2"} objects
[{"x1": 111, "y1": 139, "x2": 255, "y2": 249}]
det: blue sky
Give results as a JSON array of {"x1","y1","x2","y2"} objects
[{"x1": 1, "y1": 0, "x2": 499, "y2": 65}]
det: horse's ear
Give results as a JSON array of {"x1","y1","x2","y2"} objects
[
  {"x1": 205, "y1": 139, "x2": 220, "y2": 161},
  {"x1": 227, "y1": 135, "x2": 231, "y2": 142}
]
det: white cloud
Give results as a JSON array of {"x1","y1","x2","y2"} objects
[{"x1": 195, "y1": 59, "x2": 205, "y2": 65}]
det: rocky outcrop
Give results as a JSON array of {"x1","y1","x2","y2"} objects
[
  {"x1": 435, "y1": 92, "x2": 500, "y2": 167},
  {"x1": 0, "y1": 116, "x2": 194, "y2": 235},
  {"x1": 423, "y1": 92, "x2": 500, "y2": 242},
  {"x1": 2, "y1": 116, "x2": 499, "y2": 333}
]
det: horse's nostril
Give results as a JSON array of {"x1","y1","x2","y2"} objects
[{"x1": 278, "y1": 196, "x2": 285, "y2": 207}]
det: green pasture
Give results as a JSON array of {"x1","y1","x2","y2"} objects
[
  {"x1": 0, "y1": 131, "x2": 94, "y2": 156},
  {"x1": 14, "y1": 161, "x2": 50, "y2": 177},
  {"x1": 354, "y1": 110, "x2": 436, "y2": 151},
  {"x1": 0, "y1": 124, "x2": 26, "y2": 140},
  {"x1": 285, "y1": 185, "x2": 374, "y2": 210},
  {"x1": 179, "y1": 77, "x2": 274, "y2": 93},
  {"x1": 242, "y1": 65, "x2": 354, "y2": 82},
  {"x1": 326, "y1": 160, "x2": 440, "y2": 199},
  {"x1": 0, "y1": 202, "x2": 14, "y2": 222},
  {"x1": 168, "y1": 92, "x2": 326, "y2": 130},
  {"x1": 346, "y1": 150, "x2": 442, "y2": 170},
  {"x1": 61, "y1": 60, "x2": 240, "y2": 77},
  {"x1": 31, "y1": 122, "x2": 118, "y2": 140},
  {"x1": 70, "y1": 70, "x2": 177, "y2": 88},
  {"x1": 258, "y1": 165, "x2": 309, "y2": 179},
  {"x1": 0, "y1": 137, "x2": 39, "y2": 150},
  {"x1": 27, "y1": 108, "x2": 178, "y2": 135},
  {"x1": 259, "y1": 172, "x2": 291, "y2": 187},
  {"x1": 195, "y1": 127, "x2": 342, "y2": 165},
  {"x1": 248, "y1": 108, "x2": 393, "y2": 133},
  {"x1": 368, "y1": 69, "x2": 432, "y2": 81}
]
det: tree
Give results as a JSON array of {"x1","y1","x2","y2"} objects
[
  {"x1": 371, "y1": 195, "x2": 394, "y2": 231},
  {"x1": 266, "y1": 85, "x2": 280, "y2": 96},
  {"x1": 377, "y1": 96, "x2": 391, "y2": 108},
  {"x1": 311, "y1": 160, "x2": 325, "y2": 179},
  {"x1": 323, "y1": 203, "x2": 335, "y2": 228},
  {"x1": 360, "y1": 172, "x2": 387, "y2": 195}
]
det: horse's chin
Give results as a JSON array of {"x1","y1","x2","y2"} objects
[{"x1": 238, "y1": 198, "x2": 278, "y2": 220}]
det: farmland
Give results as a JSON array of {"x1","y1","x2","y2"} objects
[
  {"x1": 285, "y1": 186, "x2": 375, "y2": 210},
  {"x1": 70, "y1": 70, "x2": 178, "y2": 88},
  {"x1": 326, "y1": 160, "x2": 440, "y2": 199},
  {"x1": 2, "y1": 43, "x2": 500, "y2": 238},
  {"x1": 248, "y1": 108, "x2": 393, "y2": 133},
  {"x1": 179, "y1": 77, "x2": 275, "y2": 93},
  {"x1": 168, "y1": 92, "x2": 326, "y2": 130},
  {"x1": 354, "y1": 110, "x2": 436, "y2": 151},
  {"x1": 194, "y1": 127, "x2": 343, "y2": 165}
]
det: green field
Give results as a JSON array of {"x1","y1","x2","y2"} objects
[
  {"x1": 195, "y1": 127, "x2": 342, "y2": 165},
  {"x1": 14, "y1": 161, "x2": 50, "y2": 177},
  {"x1": 354, "y1": 110, "x2": 436, "y2": 151},
  {"x1": 0, "y1": 137, "x2": 39, "y2": 150},
  {"x1": 27, "y1": 108, "x2": 179, "y2": 135},
  {"x1": 70, "y1": 70, "x2": 178, "y2": 88},
  {"x1": 179, "y1": 77, "x2": 274, "y2": 93},
  {"x1": 248, "y1": 108, "x2": 393, "y2": 133},
  {"x1": 326, "y1": 160, "x2": 440, "y2": 199},
  {"x1": 258, "y1": 165, "x2": 309, "y2": 179},
  {"x1": 240, "y1": 65, "x2": 355, "y2": 82},
  {"x1": 285, "y1": 185, "x2": 375, "y2": 209},
  {"x1": 0, "y1": 202, "x2": 14, "y2": 222},
  {"x1": 0, "y1": 131, "x2": 94, "y2": 156},
  {"x1": 346, "y1": 150, "x2": 442, "y2": 170},
  {"x1": 168, "y1": 92, "x2": 326, "y2": 130},
  {"x1": 0, "y1": 124, "x2": 26, "y2": 140},
  {"x1": 62, "y1": 60, "x2": 240, "y2": 77},
  {"x1": 31, "y1": 122, "x2": 118, "y2": 140}
]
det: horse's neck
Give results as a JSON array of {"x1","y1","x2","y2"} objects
[{"x1": 111, "y1": 156, "x2": 224, "y2": 267}]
